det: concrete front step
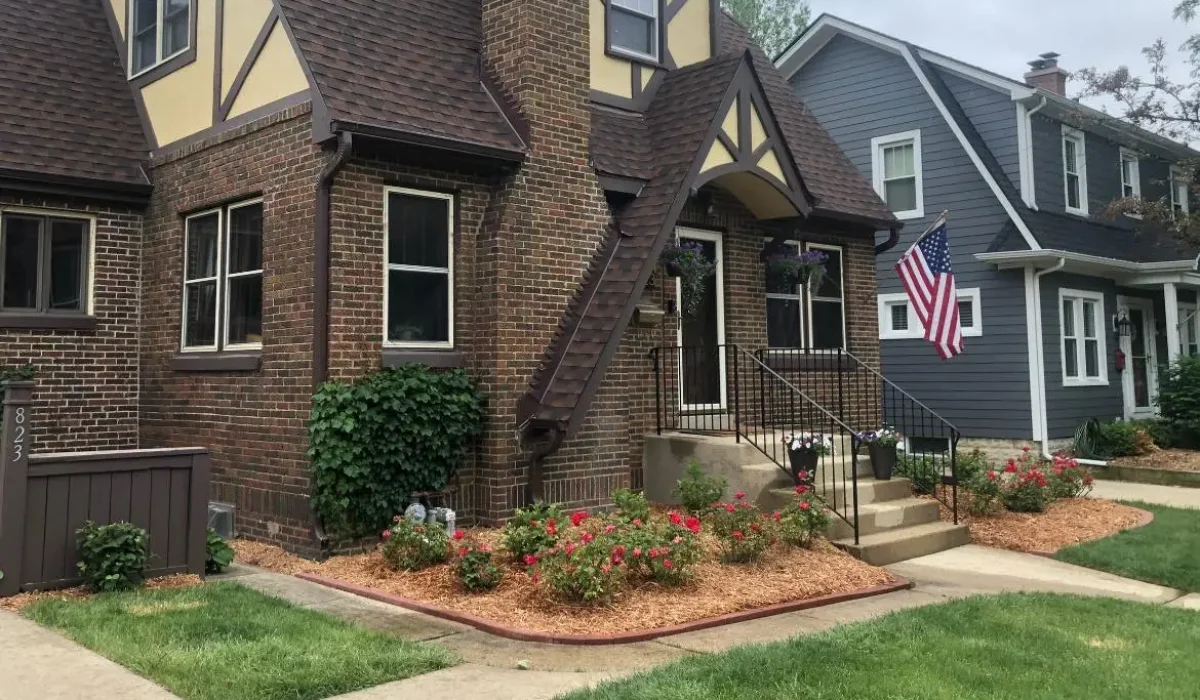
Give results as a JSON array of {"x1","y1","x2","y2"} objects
[
  {"x1": 834, "y1": 522, "x2": 971, "y2": 566},
  {"x1": 759, "y1": 477, "x2": 914, "y2": 512},
  {"x1": 828, "y1": 497, "x2": 941, "y2": 540}
]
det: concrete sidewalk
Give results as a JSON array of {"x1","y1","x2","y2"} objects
[{"x1": 1089, "y1": 479, "x2": 1200, "y2": 509}]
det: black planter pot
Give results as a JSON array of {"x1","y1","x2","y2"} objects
[
  {"x1": 789, "y1": 449, "x2": 819, "y2": 485},
  {"x1": 867, "y1": 444, "x2": 897, "y2": 481},
  {"x1": 664, "y1": 260, "x2": 683, "y2": 278}
]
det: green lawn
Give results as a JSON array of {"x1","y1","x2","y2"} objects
[
  {"x1": 557, "y1": 594, "x2": 1200, "y2": 700},
  {"x1": 1054, "y1": 501, "x2": 1200, "y2": 591},
  {"x1": 25, "y1": 582, "x2": 455, "y2": 700}
]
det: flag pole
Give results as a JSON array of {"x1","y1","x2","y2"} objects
[{"x1": 904, "y1": 210, "x2": 950, "y2": 253}]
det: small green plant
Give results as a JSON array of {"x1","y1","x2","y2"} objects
[
  {"x1": 454, "y1": 537, "x2": 503, "y2": 592},
  {"x1": 205, "y1": 529, "x2": 235, "y2": 574},
  {"x1": 611, "y1": 488, "x2": 651, "y2": 523},
  {"x1": 1095, "y1": 421, "x2": 1154, "y2": 458},
  {"x1": 955, "y1": 448, "x2": 991, "y2": 483},
  {"x1": 707, "y1": 493, "x2": 774, "y2": 563},
  {"x1": 76, "y1": 521, "x2": 149, "y2": 593},
  {"x1": 895, "y1": 453, "x2": 940, "y2": 494},
  {"x1": 966, "y1": 469, "x2": 1003, "y2": 516},
  {"x1": 675, "y1": 460, "x2": 726, "y2": 514},
  {"x1": 776, "y1": 485, "x2": 831, "y2": 548},
  {"x1": 1158, "y1": 355, "x2": 1200, "y2": 425},
  {"x1": 381, "y1": 518, "x2": 450, "y2": 571},
  {"x1": 500, "y1": 503, "x2": 564, "y2": 562}
]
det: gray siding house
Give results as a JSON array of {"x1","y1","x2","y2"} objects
[{"x1": 779, "y1": 15, "x2": 1200, "y2": 450}]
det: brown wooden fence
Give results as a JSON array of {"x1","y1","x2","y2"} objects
[{"x1": 0, "y1": 381, "x2": 211, "y2": 596}]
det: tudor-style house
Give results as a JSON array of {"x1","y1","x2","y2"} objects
[
  {"x1": 2, "y1": 0, "x2": 924, "y2": 553},
  {"x1": 782, "y1": 15, "x2": 1200, "y2": 453}
]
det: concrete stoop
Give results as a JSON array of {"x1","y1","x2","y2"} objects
[{"x1": 644, "y1": 431, "x2": 970, "y2": 565}]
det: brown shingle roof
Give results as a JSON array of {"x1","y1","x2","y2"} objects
[
  {"x1": 0, "y1": 0, "x2": 148, "y2": 189},
  {"x1": 277, "y1": 0, "x2": 526, "y2": 158}
]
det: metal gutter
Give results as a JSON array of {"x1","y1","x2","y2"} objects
[{"x1": 313, "y1": 131, "x2": 353, "y2": 390}]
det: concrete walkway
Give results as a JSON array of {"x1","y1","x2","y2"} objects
[{"x1": 1089, "y1": 479, "x2": 1200, "y2": 509}]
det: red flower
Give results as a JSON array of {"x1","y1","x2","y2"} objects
[
  {"x1": 751, "y1": 521, "x2": 762, "y2": 532},
  {"x1": 604, "y1": 523, "x2": 617, "y2": 533},
  {"x1": 798, "y1": 470, "x2": 810, "y2": 481},
  {"x1": 772, "y1": 511, "x2": 782, "y2": 522},
  {"x1": 725, "y1": 504, "x2": 736, "y2": 513},
  {"x1": 795, "y1": 484, "x2": 809, "y2": 495},
  {"x1": 732, "y1": 530, "x2": 744, "y2": 541},
  {"x1": 546, "y1": 519, "x2": 558, "y2": 536},
  {"x1": 632, "y1": 518, "x2": 644, "y2": 528},
  {"x1": 685, "y1": 516, "x2": 701, "y2": 534},
  {"x1": 1022, "y1": 446, "x2": 1032, "y2": 452},
  {"x1": 662, "y1": 559, "x2": 673, "y2": 570},
  {"x1": 582, "y1": 532, "x2": 595, "y2": 544},
  {"x1": 1004, "y1": 460, "x2": 1018, "y2": 474},
  {"x1": 531, "y1": 573, "x2": 540, "y2": 584},
  {"x1": 565, "y1": 541, "x2": 576, "y2": 555},
  {"x1": 633, "y1": 547, "x2": 643, "y2": 558},
  {"x1": 457, "y1": 547, "x2": 469, "y2": 557},
  {"x1": 571, "y1": 510, "x2": 588, "y2": 527},
  {"x1": 735, "y1": 491, "x2": 747, "y2": 500},
  {"x1": 524, "y1": 554, "x2": 538, "y2": 566},
  {"x1": 987, "y1": 470, "x2": 997, "y2": 481},
  {"x1": 601, "y1": 563, "x2": 612, "y2": 574},
  {"x1": 800, "y1": 501, "x2": 811, "y2": 511},
  {"x1": 453, "y1": 530, "x2": 465, "y2": 541},
  {"x1": 669, "y1": 511, "x2": 683, "y2": 525},
  {"x1": 382, "y1": 529, "x2": 392, "y2": 540}
]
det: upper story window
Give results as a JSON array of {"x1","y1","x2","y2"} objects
[
  {"x1": 385, "y1": 188, "x2": 455, "y2": 349},
  {"x1": 765, "y1": 242, "x2": 845, "y2": 350},
  {"x1": 1172, "y1": 167, "x2": 1191, "y2": 214},
  {"x1": 871, "y1": 130, "x2": 924, "y2": 220},
  {"x1": 0, "y1": 212, "x2": 90, "y2": 315},
  {"x1": 130, "y1": 0, "x2": 191, "y2": 77},
  {"x1": 878, "y1": 289, "x2": 982, "y2": 340},
  {"x1": 182, "y1": 200, "x2": 263, "y2": 351},
  {"x1": 1060, "y1": 288, "x2": 1107, "y2": 387},
  {"x1": 609, "y1": 0, "x2": 661, "y2": 62},
  {"x1": 1062, "y1": 127, "x2": 1088, "y2": 216},
  {"x1": 1120, "y1": 148, "x2": 1141, "y2": 200}
]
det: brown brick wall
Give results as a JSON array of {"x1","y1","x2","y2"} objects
[
  {"x1": 139, "y1": 104, "x2": 324, "y2": 551},
  {"x1": 0, "y1": 194, "x2": 140, "y2": 454}
]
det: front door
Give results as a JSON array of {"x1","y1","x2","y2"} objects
[
  {"x1": 1119, "y1": 297, "x2": 1158, "y2": 419},
  {"x1": 676, "y1": 228, "x2": 726, "y2": 411}
]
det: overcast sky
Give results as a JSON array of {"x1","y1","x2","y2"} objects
[{"x1": 807, "y1": 0, "x2": 1194, "y2": 113}]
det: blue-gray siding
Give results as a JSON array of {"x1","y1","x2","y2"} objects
[
  {"x1": 936, "y1": 68, "x2": 1021, "y2": 194},
  {"x1": 791, "y1": 34, "x2": 1032, "y2": 439}
]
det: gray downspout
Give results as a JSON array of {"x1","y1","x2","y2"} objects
[{"x1": 875, "y1": 227, "x2": 902, "y2": 256}]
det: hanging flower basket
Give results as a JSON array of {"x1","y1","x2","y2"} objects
[
  {"x1": 764, "y1": 246, "x2": 829, "y2": 293},
  {"x1": 661, "y1": 241, "x2": 716, "y2": 317}
]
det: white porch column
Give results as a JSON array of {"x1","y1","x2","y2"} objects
[{"x1": 1165, "y1": 282, "x2": 1181, "y2": 365}]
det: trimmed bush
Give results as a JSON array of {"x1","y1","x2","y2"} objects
[
  {"x1": 611, "y1": 488, "x2": 651, "y2": 523},
  {"x1": 381, "y1": 518, "x2": 450, "y2": 571},
  {"x1": 308, "y1": 366, "x2": 487, "y2": 538},
  {"x1": 1095, "y1": 421, "x2": 1154, "y2": 458},
  {"x1": 500, "y1": 502, "x2": 564, "y2": 562},
  {"x1": 1158, "y1": 355, "x2": 1200, "y2": 425},
  {"x1": 675, "y1": 460, "x2": 726, "y2": 514},
  {"x1": 454, "y1": 538, "x2": 503, "y2": 592},
  {"x1": 776, "y1": 485, "x2": 830, "y2": 548},
  {"x1": 76, "y1": 521, "x2": 148, "y2": 593}
]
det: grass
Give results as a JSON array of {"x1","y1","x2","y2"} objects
[
  {"x1": 557, "y1": 594, "x2": 1200, "y2": 700},
  {"x1": 25, "y1": 582, "x2": 455, "y2": 700},
  {"x1": 1054, "y1": 501, "x2": 1200, "y2": 591}
]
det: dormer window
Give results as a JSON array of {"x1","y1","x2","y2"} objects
[
  {"x1": 1172, "y1": 167, "x2": 1191, "y2": 215},
  {"x1": 1120, "y1": 149, "x2": 1141, "y2": 199},
  {"x1": 609, "y1": 0, "x2": 661, "y2": 63},
  {"x1": 130, "y1": 0, "x2": 191, "y2": 77},
  {"x1": 1062, "y1": 127, "x2": 1088, "y2": 216}
]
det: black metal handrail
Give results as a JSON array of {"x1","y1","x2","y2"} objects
[{"x1": 759, "y1": 348, "x2": 959, "y2": 524}]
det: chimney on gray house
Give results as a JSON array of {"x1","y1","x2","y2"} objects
[{"x1": 1025, "y1": 52, "x2": 1070, "y2": 96}]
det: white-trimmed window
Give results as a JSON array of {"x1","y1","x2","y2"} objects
[
  {"x1": 1171, "y1": 167, "x2": 1190, "y2": 214},
  {"x1": 182, "y1": 200, "x2": 263, "y2": 351},
  {"x1": 609, "y1": 0, "x2": 660, "y2": 61},
  {"x1": 878, "y1": 288, "x2": 982, "y2": 340},
  {"x1": 1060, "y1": 289, "x2": 1107, "y2": 386},
  {"x1": 1120, "y1": 148, "x2": 1141, "y2": 200},
  {"x1": 1062, "y1": 127, "x2": 1088, "y2": 216},
  {"x1": 385, "y1": 188, "x2": 455, "y2": 349},
  {"x1": 871, "y1": 131, "x2": 923, "y2": 220},
  {"x1": 130, "y1": 0, "x2": 191, "y2": 77},
  {"x1": 765, "y1": 241, "x2": 845, "y2": 350},
  {"x1": 0, "y1": 212, "x2": 91, "y2": 315},
  {"x1": 1180, "y1": 303, "x2": 1199, "y2": 357}
]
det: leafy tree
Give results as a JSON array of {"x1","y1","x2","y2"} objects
[{"x1": 722, "y1": 0, "x2": 810, "y2": 59}]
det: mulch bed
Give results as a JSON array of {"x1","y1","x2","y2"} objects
[
  {"x1": 927, "y1": 490, "x2": 1149, "y2": 555},
  {"x1": 1111, "y1": 449, "x2": 1200, "y2": 473},
  {"x1": 0, "y1": 574, "x2": 203, "y2": 612},
  {"x1": 232, "y1": 535, "x2": 897, "y2": 636}
]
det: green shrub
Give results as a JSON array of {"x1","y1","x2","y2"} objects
[
  {"x1": 308, "y1": 366, "x2": 487, "y2": 538},
  {"x1": 611, "y1": 488, "x2": 651, "y2": 523},
  {"x1": 707, "y1": 494, "x2": 773, "y2": 563},
  {"x1": 76, "y1": 521, "x2": 148, "y2": 593},
  {"x1": 500, "y1": 503, "x2": 564, "y2": 562},
  {"x1": 621, "y1": 512, "x2": 704, "y2": 585},
  {"x1": 776, "y1": 486, "x2": 831, "y2": 548},
  {"x1": 955, "y1": 449, "x2": 991, "y2": 483},
  {"x1": 895, "y1": 453, "x2": 939, "y2": 494},
  {"x1": 675, "y1": 460, "x2": 726, "y2": 514},
  {"x1": 965, "y1": 469, "x2": 1003, "y2": 517},
  {"x1": 997, "y1": 459, "x2": 1052, "y2": 513},
  {"x1": 1158, "y1": 355, "x2": 1200, "y2": 425},
  {"x1": 454, "y1": 539, "x2": 503, "y2": 592},
  {"x1": 381, "y1": 518, "x2": 450, "y2": 571},
  {"x1": 1048, "y1": 455, "x2": 1095, "y2": 499},
  {"x1": 534, "y1": 534, "x2": 625, "y2": 603},
  {"x1": 205, "y1": 529, "x2": 235, "y2": 574},
  {"x1": 1094, "y1": 421, "x2": 1154, "y2": 458}
]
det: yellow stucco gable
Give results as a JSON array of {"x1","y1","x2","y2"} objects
[
  {"x1": 227, "y1": 20, "x2": 310, "y2": 119},
  {"x1": 140, "y1": 0, "x2": 217, "y2": 146},
  {"x1": 221, "y1": 0, "x2": 275, "y2": 101},
  {"x1": 700, "y1": 139, "x2": 736, "y2": 174},
  {"x1": 110, "y1": 0, "x2": 127, "y2": 38}
]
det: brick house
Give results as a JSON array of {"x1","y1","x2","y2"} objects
[{"x1": 2, "y1": 0, "x2": 901, "y2": 552}]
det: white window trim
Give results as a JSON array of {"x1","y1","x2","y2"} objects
[
  {"x1": 0, "y1": 206, "x2": 96, "y2": 315},
  {"x1": 128, "y1": 0, "x2": 192, "y2": 79},
  {"x1": 1120, "y1": 148, "x2": 1142, "y2": 200},
  {"x1": 382, "y1": 186, "x2": 456, "y2": 350},
  {"x1": 608, "y1": 0, "x2": 661, "y2": 63},
  {"x1": 181, "y1": 207, "x2": 223, "y2": 352},
  {"x1": 805, "y1": 242, "x2": 847, "y2": 350},
  {"x1": 1179, "y1": 301, "x2": 1198, "y2": 357},
  {"x1": 878, "y1": 288, "x2": 982, "y2": 340},
  {"x1": 871, "y1": 130, "x2": 924, "y2": 221},
  {"x1": 1059, "y1": 287, "x2": 1108, "y2": 387},
  {"x1": 221, "y1": 198, "x2": 265, "y2": 352},
  {"x1": 1062, "y1": 126, "x2": 1089, "y2": 216},
  {"x1": 764, "y1": 239, "x2": 805, "y2": 350},
  {"x1": 1171, "y1": 166, "x2": 1191, "y2": 214}
]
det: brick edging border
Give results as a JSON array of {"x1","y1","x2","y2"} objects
[
  {"x1": 294, "y1": 573, "x2": 914, "y2": 645},
  {"x1": 1027, "y1": 507, "x2": 1156, "y2": 558}
]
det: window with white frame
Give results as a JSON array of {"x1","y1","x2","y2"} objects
[
  {"x1": 1172, "y1": 167, "x2": 1191, "y2": 214},
  {"x1": 182, "y1": 200, "x2": 263, "y2": 351},
  {"x1": 385, "y1": 188, "x2": 454, "y2": 348},
  {"x1": 1120, "y1": 148, "x2": 1141, "y2": 200},
  {"x1": 1180, "y1": 303, "x2": 1199, "y2": 357},
  {"x1": 871, "y1": 131, "x2": 923, "y2": 220},
  {"x1": 130, "y1": 0, "x2": 191, "y2": 76},
  {"x1": 765, "y1": 242, "x2": 845, "y2": 350},
  {"x1": 0, "y1": 212, "x2": 91, "y2": 315},
  {"x1": 1062, "y1": 127, "x2": 1088, "y2": 215},
  {"x1": 878, "y1": 289, "x2": 982, "y2": 340},
  {"x1": 608, "y1": 0, "x2": 660, "y2": 61},
  {"x1": 1060, "y1": 289, "x2": 1107, "y2": 386}
]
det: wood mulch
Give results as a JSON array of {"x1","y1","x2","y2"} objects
[
  {"x1": 928, "y1": 490, "x2": 1148, "y2": 555},
  {"x1": 1111, "y1": 449, "x2": 1200, "y2": 473},
  {"x1": 232, "y1": 536, "x2": 896, "y2": 636},
  {"x1": 0, "y1": 574, "x2": 203, "y2": 612}
]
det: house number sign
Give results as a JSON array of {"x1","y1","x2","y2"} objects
[{"x1": 10, "y1": 406, "x2": 25, "y2": 463}]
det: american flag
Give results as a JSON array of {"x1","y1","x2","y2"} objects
[{"x1": 895, "y1": 217, "x2": 963, "y2": 359}]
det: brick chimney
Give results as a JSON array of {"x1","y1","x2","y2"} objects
[{"x1": 1025, "y1": 52, "x2": 1070, "y2": 96}]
